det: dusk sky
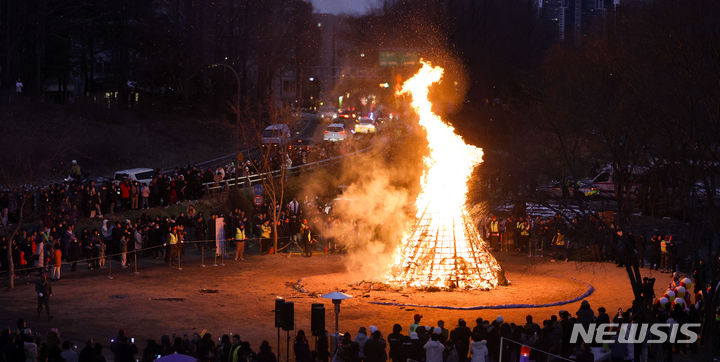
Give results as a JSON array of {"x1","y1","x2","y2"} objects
[{"x1": 310, "y1": 0, "x2": 381, "y2": 14}]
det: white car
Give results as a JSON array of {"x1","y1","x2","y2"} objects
[
  {"x1": 113, "y1": 168, "x2": 155, "y2": 185},
  {"x1": 318, "y1": 105, "x2": 337, "y2": 120},
  {"x1": 323, "y1": 123, "x2": 349, "y2": 142},
  {"x1": 262, "y1": 124, "x2": 291, "y2": 148}
]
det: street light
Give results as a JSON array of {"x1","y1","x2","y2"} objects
[
  {"x1": 321, "y1": 291, "x2": 352, "y2": 354},
  {"x1": 211, "y1": 63, "x2": 241, "y2": 155}
]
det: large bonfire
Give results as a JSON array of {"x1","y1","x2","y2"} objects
[{"x1": 387, "y1": 61, "x2": 507, "y2": 290}]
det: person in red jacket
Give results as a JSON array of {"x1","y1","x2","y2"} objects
[
  {"x1": 120, "y1": 180, "x2": 131, "y2": 211},
  {"x1": 51, "y1": 243, "x2": 62, "y2": 281}
]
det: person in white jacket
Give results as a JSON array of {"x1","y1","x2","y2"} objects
[
  {"x1": 424, "y1": 328, "x2": 446, "y2": 362},
  {"x1": 470, "y1": 339, "x2": 488, "y2": 362}
]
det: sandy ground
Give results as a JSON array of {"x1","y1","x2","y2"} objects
[{"x1": 0, "y1": 250, "x2": 670, "y2": 358}]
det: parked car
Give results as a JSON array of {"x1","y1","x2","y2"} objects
[
  {"x1": 261, "y1": 124, "x2": 291, "y2": 148},
  {"x1": 323, "y1": 123, "x2": 349, "y2": 142},
  {"x1": 113, "y1": 168, "x2": 155, "y2": 185}
]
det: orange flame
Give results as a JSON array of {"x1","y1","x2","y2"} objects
[{"x1": 387, "y1": 60, "x2": 504, "y2": 290}]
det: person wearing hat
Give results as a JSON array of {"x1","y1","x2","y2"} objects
[{"x1": 409, "y1": 314, "x2": 422, "y2": 335}]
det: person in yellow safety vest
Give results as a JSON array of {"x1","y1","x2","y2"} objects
[
  {"x1": 660, "y1": 236, "x2": 669, "y2": 272},
  {"x1": 409, "y1": 314, "x2": 422, "y2": 334},
  {"x1": 234, "y1": 224, "x2": 246, "y2": 261},
  {"x1": 552, "y1": 231, "x2": 568, "y2": 262},
  {"x1": 517, "y1": 219, "x2": 530, "y2": 253},
  {"x1": 260, "y1": 221, "x2": 272, "y2": 254},
  {"x1": 229, "y1": 334, "x2": 242, "y2": 362},
  {"x1": 487, "y1": 216, "x2": 500, "y2": 250},
  {"x1": 168, "y1": 227, "x2": 178, "y2": 266}
]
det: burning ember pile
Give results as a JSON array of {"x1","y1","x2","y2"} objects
[{"x1": 387, "y1": 61, "x2": 507, "y2": 290}]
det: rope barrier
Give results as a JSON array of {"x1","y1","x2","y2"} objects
[{"x1": 368, "y1": 277, "x2": 595, "y2": 310}]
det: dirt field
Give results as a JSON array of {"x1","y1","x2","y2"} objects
[{"x1": 0, "y1": 251, "x2": 670, "y2": 357}]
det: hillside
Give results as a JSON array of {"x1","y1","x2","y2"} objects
[{"x1": 0, "y1": 102, "x2": 236, "y2": 185}]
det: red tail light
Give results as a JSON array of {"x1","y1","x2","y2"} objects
[{"x1": 340, "y1": 131, "x2": 345, "y2": 135}]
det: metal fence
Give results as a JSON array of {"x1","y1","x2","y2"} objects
[{"x1": 201, "y1": 147, "x2": 370, "y2": 192}]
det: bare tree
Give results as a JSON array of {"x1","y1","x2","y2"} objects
[
  {"x1": 1, "y1": 123, "x2": 74, "y2": 288},
  {"x1": 246, "y1": 104, "x2": 298, "y2": 254}
]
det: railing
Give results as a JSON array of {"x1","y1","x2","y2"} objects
[{"x1": 201, "y1": 146, "x2": 370, "y2": 192}]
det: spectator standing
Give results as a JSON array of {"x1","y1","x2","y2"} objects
[
  {"x1": 424, "y1": 329, "x2": 445, "y2": 362},
  {"x1": 78, "y1": 339, "x2": 97, "y2": 362},
  {"x1": 576, "y1": 300, "x2": 596, "y2": 328},
  {"x1": 487, "y1": 216, "x2": 500, "y2": 250},
  {"x1": 363, "y1": 327, "x2": 387, "y2": 362},
  {"x1": 141, "y1": 183, "x2": 150, "y2": 209},
  {"x1": 119, "y1": 235, "x2": 128, "y2": 268},
  {"x1": 294, "y1": 330, "x2": 312, "y2": 362},
  {"x1": 110, "y1": 330, "x2": 138, "y2": 362},
  {"x1": 69, "y1": 160, "x2": 82, "y2": 180},
  {"x1": 51, "y1": 244, "x2": 62, "y2": 281},
  {"x1": 335, "y1": 333, "x2": 359, "y2": 362},
  {"x1": 229, "y1": 335, "x2": 242, "y2": 362},
  {"x1": 301, "y1": 219, "x2": 312, "y2": 257},
  {"x1": 386, "y1": 324, "x2": 404, "y2": 362},
  {"x1": 260, "y1": 221, "x2": 271, "y2": 254},
  {"x1": 469, "y1": 339, "x2": 488, "y2": 362},
  {"x1": 15, "y1": 79, "x2": 23, "y2": 97},
  {"x1": 61, "y1": 341, "x2": 79, "y2": 362},
  {"x1": 660, "y1": 235, "x2": 670, "y2": 272},
  {"x1": 450, "y1": 319, "x2": 471, "y2": 361},
  {"x1": 35, "y1": 274, "x2": 53, "y2": 320},
  {"x1": 409, "y1": 314, "x2": 422, "y2": 335},
  {"x1": 354, "y1": 327, "x2": 369, "y2": 362},
  {"x1": 120, "y1": 180, "x2": 130, "y2": 211},
  {"x1": 436, "y1": 321, "x2": 448, "y2": 344},
  {"x1": 256, "y1": 341, "x2": 277, "y2": 362},
  {"x1": 130, "y1": 182, "x2": 139, "y2": 210},
  {"x1": 234, "y1": 223, "x2": 246, "y2": 261}
]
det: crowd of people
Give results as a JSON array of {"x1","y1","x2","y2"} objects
[
  {"x1": 2, "y1": 269, "x2": 717, "y2": 362},
  {"x1": 0, "y1": 140, "x2": 364, "y2": 277},
  {"x1": 0, "y1": 190, "x2": 340, "y2": 279},
  {"x1": 0, "y1": 318, "x2": 280, "y2": 362},
  {"x1": 483, "y1": 213, "x2": 689, "y2": 273},
  {"x1": 0, "y1": 140, "x2": 353, "y2": 230}
]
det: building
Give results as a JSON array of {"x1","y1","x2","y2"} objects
[{"x1": 539, "y1": 0, "x2": 619, "y2": 45}]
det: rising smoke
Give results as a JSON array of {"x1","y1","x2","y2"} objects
[
  {"x1": 302, "y1": 129, "x2": 426, "y2": 281},
  {"x1": 302, "y1": 57, "x2": 473, "y2": 282}
]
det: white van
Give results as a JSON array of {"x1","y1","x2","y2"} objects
[
  {"x1": 261, "y1": 124, "x2": 291, "y2": 148},
  {"x1": 113, "y1": 168, "x2": 155, "y2": 185}
]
